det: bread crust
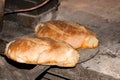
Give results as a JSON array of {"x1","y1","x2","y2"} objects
[
  {"x1": 5, "y1": 37, "x2": 80, "y2": 67},
  {"x1": 35, "y1": 20, "x2": 99, "y2": 49}
]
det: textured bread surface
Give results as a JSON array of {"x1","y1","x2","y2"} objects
[
  {"x1": 35, "y1": 20, "x2": 99, "y2": 49},
  {"x1": 5, "y1": 37, "x2": 80, "y2": 67}
]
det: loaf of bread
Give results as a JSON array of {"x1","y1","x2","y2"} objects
[
  {"x1": 5, "y1": 37, "x2": 80, "y2": 67},
  {"x1": 35, "y1": 20, "x2": 99, "y2": 49}
]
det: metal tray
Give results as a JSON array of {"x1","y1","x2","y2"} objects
[{"x1": 78, "y1": 48, "x2": 99, "y2": 64}]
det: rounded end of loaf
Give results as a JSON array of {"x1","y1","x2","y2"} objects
[
  {"x1": 81, "y1": 36, "x2": 99, "y2": 48},
  {"x1": 68, "y1": 50, "x2": 80, "y2": 67},
  {"x1": 62, "y1": 49, "x2": 80, "y2": 67},
  {"x1": 4, "y1": 40, "x2": 15, "y2": 57},
  {"x1": 4, "y1": 39, "x2": 27, "y2": 63},
  {"x1": 35, "y1": 23, "x2": 44, "y2": 35}
]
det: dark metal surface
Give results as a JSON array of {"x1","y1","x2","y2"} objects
[
  {"x1": 0, "y1": 55, "x2": 51, "y2": 80},
  {"x1": 4, "y1": 0, "x2": 50, "y2": 14},
  {"x1": 0, "y1": 0, "x2": 5, "y2": 32},
  {"x1": 4, "y1": 0, "x2": 59, "y2": 28},
  {"x1": 4, "y1": 0, "x2": 59, "y2": 16},
  {"x1": 0, "y1": 39, "x2": 7, "y2": 55}
]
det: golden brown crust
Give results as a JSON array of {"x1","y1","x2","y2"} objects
[
  {"x1": 35, "y1": 20, "x2": 99, "y2": 49},
  {"x1": 5, "y1": 37, "x2": 80, "y2": 67}
]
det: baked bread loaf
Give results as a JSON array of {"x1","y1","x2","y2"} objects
[
  {"x1": 35, "y1": 20, "x2": 99, "y2": 49},
  {"x1": 5, "y1": 37, "x2": 80, "y2": 67}
]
